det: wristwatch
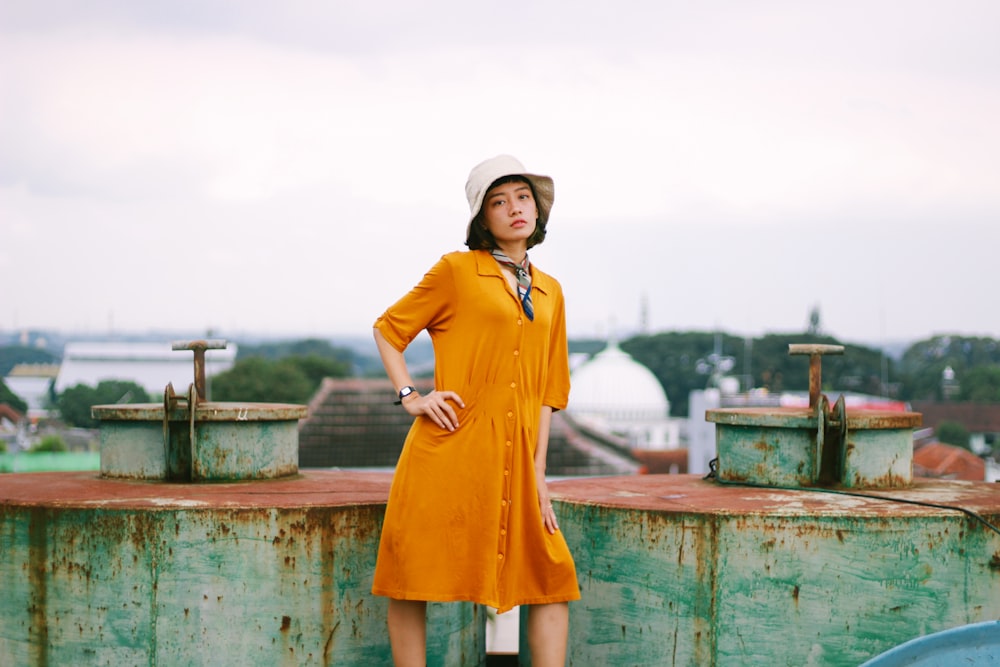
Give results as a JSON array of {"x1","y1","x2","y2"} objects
[{"x1": 394, "y1": 385, "x2": 417, "y2": 405}]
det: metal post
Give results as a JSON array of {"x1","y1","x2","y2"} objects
[
  {"x1": 172, "y1": 339, "x2": 228, "y2": 401},
  {"x1": 788, "y1": 344, "x2": 844, "y2": 409}
]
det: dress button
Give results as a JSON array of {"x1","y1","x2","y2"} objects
[
  {"x1": 507, "y1": 411, "x2": 513, "y2": 418},
  {"x1": 498, "y1": 553, "x2": 504, "y2": 560},
  {"x1": 513, "y1": 350, "x2": 519, "y2": 356},
  {"x1": 517, "y1": 319, "x2": 523, "y2": 326},
  {"x1": 504, "y1": 469, "x2": 509, "y2": 476},
  {"x1": 510, "y1": 382, "x2": 516, "y2": 389},
  {"x1": 501, "y1": 500, "x2": 507, "y2": 507},
  {"x1": 501, "y1": 529, "x2": 507, "y2": 536},
  {"x1": 506, "y1": 440, "x2": 512, "y2": 447}
]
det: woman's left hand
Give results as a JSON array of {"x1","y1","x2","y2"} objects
[{"x1": 536, "y1": 472, "x2": 559, "y2": 535}]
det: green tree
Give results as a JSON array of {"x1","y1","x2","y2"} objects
[
  {"x1": 286, "y1": 354, "x2": 351, "y2": 389},
  {"x1": 57, "y1": 380, "x2": 152, "y2": 428},
  {"x1": 898, "y1": 336, "x2": 1000, "y2": 401},
  {"x1": 238, "y1": 338, "x2": 355, "y2": 364},
  {"x1": 32, "y1": 434, "x2": 68, "y2": 452},
  {"x1": 749, "y1": 333, "x2": 890, "y2": 397},
  {"x1": 959, "y1": 366, "x2": 1000, "y2": 402},
  {"x1": 936, "y1": 420, "x2": 971, "y2": 450},
  {"x1": 210, "y1": 357, "x2": 315, "y2": 403},
  {"x1": 619, "y1": 331, "x2": 893, "y2": 417},
  {"x1": 623, "y1": 331, "x2": 744, "y2": 416},
  {"x1": 0, "y1": 379, "x2": 29, "y2": 414}
]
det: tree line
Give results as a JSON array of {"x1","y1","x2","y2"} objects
[
  {"x1": 2, "y1": 333, "x2": 999, "y2": 430},
  {"x1": 616, "y1": 331, "x2": 1000, "y2": 417}
]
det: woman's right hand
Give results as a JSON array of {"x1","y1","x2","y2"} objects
[{"x1": 402, "y1": 390, "x2": 465, "y2": 431}]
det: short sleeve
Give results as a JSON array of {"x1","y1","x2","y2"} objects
[
  {"x1": 373, "y1": 255, "x2": 457, "y2": 352},
  {"x1": 542, "y1": 283, "x2": 571, "y2": 411}
]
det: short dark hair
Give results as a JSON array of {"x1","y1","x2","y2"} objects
[{"x1": 465, "y1": 175, "x2": 548, "y2": 250}]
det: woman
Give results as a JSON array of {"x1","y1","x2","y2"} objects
[{"x1": 371, "y1": 155, "x2": 579, "y2": 666}]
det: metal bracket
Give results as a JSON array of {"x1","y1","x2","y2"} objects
[{"x1": 162, "y1": 381, "x2": 200, "y2": 481}]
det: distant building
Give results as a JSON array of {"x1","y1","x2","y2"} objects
[
  {"x1": 568, "y1": 340, "x2": 681, "y2": 450},
  {"x1": 3, "y1": 363, "x2": 60, "y2": 420},
  {"x1": 54, "y1": 342, "x2": 238, "y2": 399},
  {"x1": 911, "y1": 400, "x2": 1000, "y2": 456}
]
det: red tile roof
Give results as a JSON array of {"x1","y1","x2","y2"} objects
[
  {"x1": 0, "y1": 403, "x2": 24, "y2": 424},
  {"x1": 630, "y1": 449, "x2": 689, "y2": 475},
  {"x1": 912, "y1": 441, "x2": 985, "y2": 481}
]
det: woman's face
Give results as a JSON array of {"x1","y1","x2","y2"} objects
[{"x1": 481, "y1": 179, "x2": 538, "y2": 249}]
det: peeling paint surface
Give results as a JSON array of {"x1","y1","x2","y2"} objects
[
  {"x1": 707, "y1": 406, "x2": 921, "y2": 490},
  {"x1": 549, "y1": 474, "x2": 1000, "y2": 667},
  {"x1": 0, "y1": 471, "x2": 485, "y2": 666},
  {"x1": 95, "y1": 402, "x2": 305, "y2": 482}
]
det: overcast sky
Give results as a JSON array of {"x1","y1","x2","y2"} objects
[{"x1": 2, "y1": 0, "x2": 998, "y2": 347}]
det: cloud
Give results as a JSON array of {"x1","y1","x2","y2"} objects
[{"x1": 1, "y1": 1, "x2": 998, "y2": 341}]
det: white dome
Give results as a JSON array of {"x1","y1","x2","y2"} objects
[{"x1": 569, "y1": 341, "x2": 669, "y2": 421}]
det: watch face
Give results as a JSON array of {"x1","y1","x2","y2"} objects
[{"x1": 399, "y1": 386, "x2": 414, "y2": 398}]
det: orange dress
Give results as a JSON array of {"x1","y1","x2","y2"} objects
[{"x1": 371, "y1": 249, "x2": 580, "y2": 613}]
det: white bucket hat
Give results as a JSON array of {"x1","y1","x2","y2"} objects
[{"x1": 465, "y1": 155, "x2": 554, "y2": 243}]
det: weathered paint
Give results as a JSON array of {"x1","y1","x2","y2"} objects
[
  {"x1": 93, "y1": 402, "x2": 306, "y2": 482},
  {"x1": 547, "y1": 474, "x2": 1000, "y2": 667},
  {"x1": 707, "y1": 406, "x2": 921, "y2": 490},
  {"x1": 842, "y1": 427, "x2": 913, "y2": 489},
  {"x1": 0, "y1": 471, "x2": 486, "y2": 666}
]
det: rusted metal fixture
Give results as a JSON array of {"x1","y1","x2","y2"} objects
[
  {"x1": 2, "y1": 338, "x2": 487, "y2": 664},
  {"x1": 171, "y1": 338, "x2": 227, "y2": 400},
  {"x1": 0, "y1": 471, "x2": 486, "y2": 666},
  {"x1": 789, "y1": 343, "x2": 843, "y2": 408},
  {"x1": 546, "y1": 474, "x2": 1000, "y2": 667},
  {"x1": 706, "y1": 343, "x2": 921, "y2": 489},
  {"x1": 93, "y1": 339, "x2": 305, "y2": 482}
]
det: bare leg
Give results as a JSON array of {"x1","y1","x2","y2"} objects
[
  {"x1": 527, "y1": 602, "x2": 569, "y2": 667},
  {"x1": 387, "y1": 599, "x2": 427, "y2": 667}
]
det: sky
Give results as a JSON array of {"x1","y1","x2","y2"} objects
[{"x1": 1, "y1": 0, "x2": 998, "y2": 347}]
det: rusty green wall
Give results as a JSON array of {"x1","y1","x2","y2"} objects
[
  {"x1": 0, "y1": 502, "x2": 484, "y2": 666},
  {"x1": 559, "y1": 500, "x2": 1000, "y2": 666}
]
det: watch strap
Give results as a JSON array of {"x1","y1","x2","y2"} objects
[{"x1": 394, "y1": 385, "x2": 417, "y2": 405}]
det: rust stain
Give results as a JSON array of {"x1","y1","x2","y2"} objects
[
  {"x1": 990, "y1": 552, "x2": 1000, "y2": 571},
  {"x1": 28, "y1": 507, "x2": 49, "y2": 665}
]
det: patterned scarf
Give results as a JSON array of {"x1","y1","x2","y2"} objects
[{"x1": 491, "y1": 250, "x2": 534, "y2": 321}]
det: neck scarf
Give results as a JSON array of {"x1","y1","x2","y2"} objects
[{"x1": 491, "y1": 250, "x2": 534, "y2": 321}]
